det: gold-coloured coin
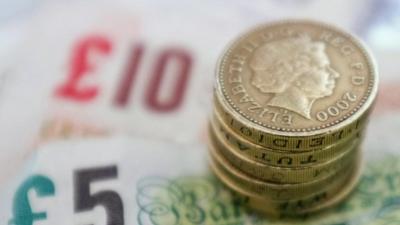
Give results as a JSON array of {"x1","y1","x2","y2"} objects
[
  {"x1": 246, "y1": 156, "x2": 362, "y2": 215},
  {"x1": 214, "y1": 93, "x2": 371, "y2": 151},
  {"x1": 208, "y1": 139, "x2": 359, "y2": 201},
  {"x1": 211, "y1": 109, "x2": 364, "y2": 167},
  {"x1": 209, "y1": 122, "x2": 359, "y2": 183},
  {"x1": 214, "y1": 20, "x2": 378, "y2": 151}
]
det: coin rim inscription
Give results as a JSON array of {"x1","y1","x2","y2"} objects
[
  {"x1": 216, "y1": 20, "x2": 378, "y2": 136},
  {"x1": 208, "y1": 122, "x2": 359, "y2": 184}
]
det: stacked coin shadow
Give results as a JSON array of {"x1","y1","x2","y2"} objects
[{"x1": 207, "y1": 20, "x2": 378, "y2": 216}]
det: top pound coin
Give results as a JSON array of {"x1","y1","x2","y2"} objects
[{"x1": 215, "y1": 20, "x2": 378, "y2": 138}]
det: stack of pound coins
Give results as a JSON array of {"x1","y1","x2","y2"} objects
[{"x1": 207, "y1": 20, "x2": 378, "y2": 216}]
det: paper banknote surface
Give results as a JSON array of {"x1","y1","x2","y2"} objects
[
  {"x1": 1, "y1": 136, "x2": 400, "y2": 225},
  {"x1": 0, "y1": 0, "x2": 400, "y2": 224}
]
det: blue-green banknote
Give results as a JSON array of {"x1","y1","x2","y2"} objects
[{"x1": 0, "y1": 136, "x2": 398, "y2": 225}]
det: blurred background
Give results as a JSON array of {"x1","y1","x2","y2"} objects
[{"x1": 0, "y1": 1, "x2": 400, "y2": 224}]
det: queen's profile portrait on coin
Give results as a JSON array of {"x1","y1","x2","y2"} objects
[{"x1": 249, "y1": 35, "x2": 340, "y2": 119}]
